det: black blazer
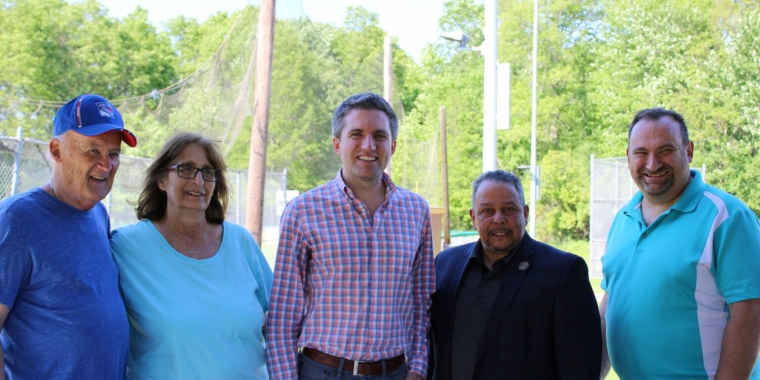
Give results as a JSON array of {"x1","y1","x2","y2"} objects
[{"x1": 429, "y1": 234, "x2": 601, "y2": 380}]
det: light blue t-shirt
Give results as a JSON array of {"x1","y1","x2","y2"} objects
[
  {"x1": 0, "y1": 187, "x2": 129, "y2": 380},
  {"x1": 602, "y1": 170, "x2": 760, "y2": 379},
  {"x1": 110, "y1": 220, "x2": 273, "y2": 380}
]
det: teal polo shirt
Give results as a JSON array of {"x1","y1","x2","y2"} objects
[{"x1": 602, "y1": 170, "x2": 760, "y2": 379}]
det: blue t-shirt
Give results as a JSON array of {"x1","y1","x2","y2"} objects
[
  {"x1": 0, "y1": 187, "x2": 129, "y2": 380},
  {"x1": 602, "y1": 170, "x2": 760, "y2": 379},
  {"x1": 110, "y1": 220, "x2": 272, "y2": 380}
]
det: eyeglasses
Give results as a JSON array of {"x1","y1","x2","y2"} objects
[{"x1": 167, "y1": 164, "x2": 220, "y2": 182}]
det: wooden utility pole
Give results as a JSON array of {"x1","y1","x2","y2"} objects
[
  {"x1": 440, "y1": 106, "x2": 451, "y2": 247},
  {"x1": 245, "y1": 0, "x2": 276, "y2": 244},
  {"x1": 383, "y1": 34, "x2": 393, "y2": 176}
]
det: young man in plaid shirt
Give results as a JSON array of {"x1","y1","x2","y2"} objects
[{"x1": 266, "y1": 92, "x2": 435, "y2": 380}]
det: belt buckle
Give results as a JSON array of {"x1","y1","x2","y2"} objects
[{"x1": 352, "y1": 360, "x2": 364, "y2": 376}]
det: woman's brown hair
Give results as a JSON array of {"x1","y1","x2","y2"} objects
[{"x1": 135, "y1": 132, "x2": 229, "y2": 224}]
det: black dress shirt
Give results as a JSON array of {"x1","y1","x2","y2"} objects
[{"x1": 450, "y1": 242, "x2": 519, "y2": 380}]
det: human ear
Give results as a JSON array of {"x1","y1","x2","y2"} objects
[{"x1": 49, "y1": 139, "x2": 62, "y2": 163}]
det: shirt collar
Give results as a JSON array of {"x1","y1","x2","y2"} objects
[
  {"x1": 669, "y1": 169, "x2": 704, "y2": 213},
  {"x1": 470, "y1": 237, "x2": 525, "y2": 266},
  {"x1": 334, "y1": 169, "x2": 397, "y2": 200}
]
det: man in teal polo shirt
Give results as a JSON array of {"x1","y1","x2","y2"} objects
[{"x1": 600, "y1": 108, "x2": 760, "y2": 379}]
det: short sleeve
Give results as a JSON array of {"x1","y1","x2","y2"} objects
[
  {"x1": 0, "y1": 213, "x2": 32, "y2": 308},
  {"x1": 713, "y1": 208, "x2": 760, "y2": 304},
  {"x1": 251, "y1": 240, "x2": 273, "y2": 313}
]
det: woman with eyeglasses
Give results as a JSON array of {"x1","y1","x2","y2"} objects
[{"x1": 110, "y1": 132, "x2": 272, "y2": 379}]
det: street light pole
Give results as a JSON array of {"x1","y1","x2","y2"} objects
[
  {"x1": 482, "y1": 0, "x2": 498, "y2": 172},
  {"x1": 529, "y1": 0, "x2": 538, "y2": 236},
  {"x1": 440, "y1": 0, "x2": 498, "y2": 172}
]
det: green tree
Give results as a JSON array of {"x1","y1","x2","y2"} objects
[
  {"x1": 398, "y1": 0, "x2": 486, "y2": 229},
  {"x1": 698, "y1": 4, "x2": 760, "y2": 215},
  {"x1": 539, "y1": 149, "x2": 590, "y2": 239},
  {"x1": 0, "y1": 0, "x2": 176, "y2": 138},
  {"x1": 226, "y1": 18, "x2": 340, "y2": 191}
]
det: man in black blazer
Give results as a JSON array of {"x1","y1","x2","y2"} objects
[{"x1": 429, "y1": 170, "x2": 601, "y2": 380}]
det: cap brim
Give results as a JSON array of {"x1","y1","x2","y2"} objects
[{"x1": 72, "y1": 123, "x2": 138, "y2": 147}]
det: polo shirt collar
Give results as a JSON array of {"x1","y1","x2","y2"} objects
[
  {"x1": 669, "y1": 169, "x2": 705, "y2": 213},
  {"x1": 622, "y1": 169, "x2": 705, "y2": 216}
]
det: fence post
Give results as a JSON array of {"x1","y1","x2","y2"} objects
[
  {"x1": 284, "y1": 168, "x2": 288, "y2": 194},
  {"x1": 11, "y1": 127, "x2": 24, "y2": 196},
  {"x1": 614, "y1": 160, "x2": 620, "y2": 211},
  {"x1": 236, "y1": 171, "x2": 241, "y2": 225},
  {"x1": 702, "y1": 163, "x2": 706, "y2": 183}
]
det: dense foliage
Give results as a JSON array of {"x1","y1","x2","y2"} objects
[{"x1": 2, "y1": 0, "x2": 759, "y2": 241}]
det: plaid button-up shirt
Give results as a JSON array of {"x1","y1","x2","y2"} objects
[{"x1": 266, "y1": 171, "x2": 435, "y2": 379}]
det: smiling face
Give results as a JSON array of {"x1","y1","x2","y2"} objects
[
  {"x1": 470, "y1": 179, "x2": 529, "y2": 261},
  {"x1": 51, "y1": 130, "x2": 122, "y2": 210},
  {"x1": 158, "y1": 143, "x2": 216, "y2": 215},
  {"x1": 627, "y1": 116, "x2": 693, "y2": 207},
  {"x1": 333, "y1": 109, "x2": 396, "y2": 189}
]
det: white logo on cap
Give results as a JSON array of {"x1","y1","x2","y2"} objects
[{"x1": 95, "y1": 102, "x2": 115, "y2": 118}]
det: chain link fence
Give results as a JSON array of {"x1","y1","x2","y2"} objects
[
  {"x1": 589, "y1": 156, "x2": 635, "y2": 279},
  {"x1": 1, "y1": 129, "x2": 287, "y2": 245},
  {"x1": 1, "y1": 130, "x2": 53, "y2": 199}
]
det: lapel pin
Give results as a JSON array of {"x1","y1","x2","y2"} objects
[{"x1": 518, "y1": 261, "x2": 529, "y2": 271}]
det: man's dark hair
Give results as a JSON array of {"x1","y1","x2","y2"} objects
[
  {"x1": 331, "y1": 92, "x2": 399, "y2": 141},
  {"x1": 472, "y1": 170, "x2": 525, "y2": 207},
  {"x1": 629, "y1": 108, "x2": 689, "y2": 146}
]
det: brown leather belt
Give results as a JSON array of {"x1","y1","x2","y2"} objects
[{"x1": 302, "y1": 347, "x2": 405, "y2": 376}]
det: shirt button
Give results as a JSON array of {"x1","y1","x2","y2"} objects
[{"x1": 643, "y1": 232, "x2": 648, "y2": 238}]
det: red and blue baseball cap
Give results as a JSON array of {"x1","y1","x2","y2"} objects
[{"x1": 53, "y1": 94, "x2": 137, "y2": 147}]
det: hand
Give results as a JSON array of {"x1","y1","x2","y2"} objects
[{"x1": 405, "y1": 372, "x2": 424, "y2": 380}]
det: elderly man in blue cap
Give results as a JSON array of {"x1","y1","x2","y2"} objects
[{"x1": 0, "y1": 94, "x2": 137, "y2": 379}]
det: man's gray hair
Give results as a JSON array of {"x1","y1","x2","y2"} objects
[
  {"x1": 331, "y1": 92, "x2": 399, "y2": 140},
  {"x1": 472, "y1": 170, "x2": 526, "y2": 207}
]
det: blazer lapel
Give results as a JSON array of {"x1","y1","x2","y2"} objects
[{"x1": 474, "y1": 235, "x2": 536, "y2": 361}]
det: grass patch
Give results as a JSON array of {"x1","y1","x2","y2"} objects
[
  {"x1": 553, "y1": 238, "x2": 590, "y2": 260},
  {"x1": 552, "y1": 239, "x2": 618, "y2": 379},
  {"x1": 589, "y1": 277, "x2": 603, "y2": 295},
  {"x1": 260, "y1": 240, "x2": 278, "y2": 271},
  {"x1": 552, "y1": 238, "x2": 604, "y2": 294}
]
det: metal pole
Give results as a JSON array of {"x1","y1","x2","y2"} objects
[
  {"x1": 236, "y1": 171, "x2": 241, "y2": 224},
  {"x1": 11, "y1": 127, "x2": 23, "y2": 196},
  {"x1": 384, "y1": 35, "x2": 393, "y2": 176},
  {"x1": 529, "y1": 0, "x2": 538, "y2": 235},
  {"x1": 614, "y1": 161, "x2": 620, "y2": 212},
  {"x1": 702, "y1": 163, "x2": 706, "y2": 182},
  {"x1": 629, "y1": 159, "x2": 635, "y2": 197},
  {"x1": 482, "y1": 0, "x2": 498, "y2": 172},
  {"x1": 440, "y1": 107, "x2": 451, "y2": 247},
  {"x1": 589, "y1": 154, "x2": 594, "y2": 259}
]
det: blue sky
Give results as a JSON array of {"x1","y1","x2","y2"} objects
[{"x1": 94, "y1": 0, "x2": 452, "y2": 61}]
